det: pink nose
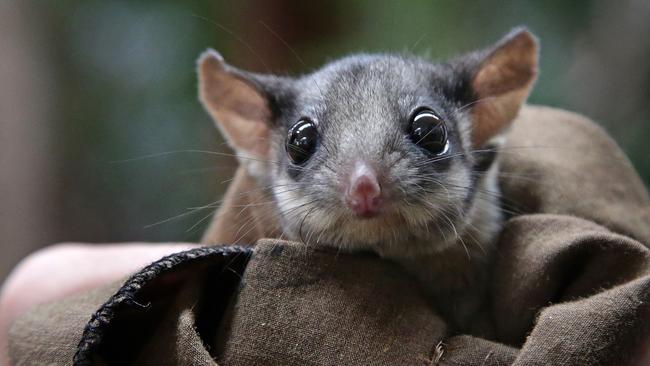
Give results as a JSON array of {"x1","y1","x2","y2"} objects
[{"x1": 345, "y1": 162, "x2": 382, "y2": 218}]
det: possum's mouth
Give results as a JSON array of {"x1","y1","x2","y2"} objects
[
  {"x1": 273, "y1": 176, "x2": 466, "y2": 252},
  {"x1": 292, "y1": 203, "x2": 460, "y2": 254}
]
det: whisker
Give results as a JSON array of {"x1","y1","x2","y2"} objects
[
  {"x1": 191, "y1": 14, "x2": 272, "y2": 73},
  {"x1": 454, "y1": 95, "x2": 498, "y2": 113},
  {"x1": 409, "y1": 33, "x2": 427, "y2": 53},
  {"x1": 258, "y1": 20, "x2": 327, "y2": 103}
]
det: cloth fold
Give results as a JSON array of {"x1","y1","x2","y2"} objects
[
  {"x1": 8, "y1": 106, "x2": 650, "y2": 366},
  {"x1": 215, "y1": 240, "x2": 447, "y2": 365}
]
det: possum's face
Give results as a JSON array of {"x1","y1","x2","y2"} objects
[
  {"x1": 265, "y1": 56, "x2": 482, "y2": 254},
  {"x1": 199, "y1": 29, "x2": 538, "y2": 255}
]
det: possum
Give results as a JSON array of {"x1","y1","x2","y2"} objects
[{"x1": 197, "y1": 27, "x2": 538, "y2": 334}]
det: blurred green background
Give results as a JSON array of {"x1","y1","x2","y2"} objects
[{"x1": 1, "y1": 0, "x2": 649, "y2": 281}]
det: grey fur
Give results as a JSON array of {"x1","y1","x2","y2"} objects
[
  {"x1": 202, "y1": 28, "x2": 538, "y2": 333},
  {"x1": 255, "y1": 54, "x2": 495, "y2": 256}
]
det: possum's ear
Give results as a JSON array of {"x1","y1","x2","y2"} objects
[
  {"x1": 467, "y1": 28, "x2": 538, "y2": 146},
  {"x1": 198, "y1": 49, "x2": 276, "y2": 158}
]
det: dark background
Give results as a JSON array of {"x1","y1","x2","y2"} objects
[{"x1": 1, "y1": 0, "x2": 649, "y2": 282}]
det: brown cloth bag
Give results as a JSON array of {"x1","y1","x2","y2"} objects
[{"x1": 8, "y1": 106, "x2": 650, "y2": 365}]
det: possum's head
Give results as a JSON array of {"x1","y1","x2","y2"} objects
[{"x1": 198, "y1": 28, "x2": 538, "y2": 255}]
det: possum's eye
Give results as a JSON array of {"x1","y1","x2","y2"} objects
[
  {"x1": 409, "y1": 109, "x2": 448, "y2": 155},
  {"x1": 286, "y1": 119, "x2": 318, "y2": 165}
]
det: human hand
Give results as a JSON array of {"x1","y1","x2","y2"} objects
[{"x1": 0, "y1": 243, "x2": 197, "y2": 365}]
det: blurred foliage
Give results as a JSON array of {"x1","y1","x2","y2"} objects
[{"x1": 22, "y1": 0, "x2": 650, "y2": 243}]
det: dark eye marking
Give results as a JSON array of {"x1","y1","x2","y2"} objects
[
  {"x1": 408, "y1": 108, "x2": 449, "y2": 155},
  {"x1": 286, "y1": 118, "x2": 319, "y2": 165}
]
